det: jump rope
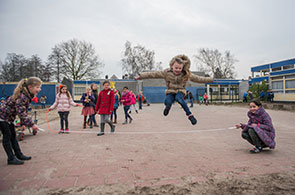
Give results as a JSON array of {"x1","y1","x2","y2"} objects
[{"x1": 41, "y1": 104, "x2": 237, "y2": 135}]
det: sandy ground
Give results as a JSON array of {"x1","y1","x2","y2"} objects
[{"x1": 0, "y1": 103, "x2": 295, "y2": 195}]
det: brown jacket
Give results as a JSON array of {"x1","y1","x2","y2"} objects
[{"x1": 140, "y1": 55, "x2": 213, "y2": 95}]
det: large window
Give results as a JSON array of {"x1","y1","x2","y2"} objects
[
  {"x1": 74, "y1": 87, "x2": 86, "y2": 96},
  {"x1": 272, "y1": 81, "x2": 283, "y2": 90},
  {"x1": 286, "y1": 80, "x2": 295, "y2": 89},
  {"x1": 272, "y1": 67, "x2": 282, "y2": 72},
  {"x1": 285, "y1": 74, "x2": 295, "y2": 79}
]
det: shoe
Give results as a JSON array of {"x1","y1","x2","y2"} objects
[
  {"x1": 114, "y1": 119, "x2": 117, "y2": 124},
  {"x1": 8, "y1": 156, "x2": 24, "y2": 165},
  {"x1": 136, "y1": 110, "x2": 138, "y2": 114},
  {"x1": 16, "y1": 154, "x2": 32, "y2": 161},
  {"x1": 129, "y1": 118, "x2": 133, "y2": 123},
  {"x1": 58, "y1": 129, "x2": 64, "y2": 134},
  {"x1": 188, "y1": 115, "x2": 197, "y2": 125},
  {"x1": 129, "y1": 111, "x2": 131, "y2": 114},
  {"x1": 122, "y1": 120, "x2": 128, "y2": 125},
  {"x1": 90, "y1": 125, "x2": 93, "y2": 129},
  {"x1": 250, "y1": 146, "x2": 262, "y2": 153},
  {"x1": 94, "y1": 123, "x2": 99, "y2": 127},
  {"x1": 97, "y1": 132, "x2": 105, "y2": 136},
  {"x1": 65, "y1": 129, "x2": 69, "y2": 134},
  {"x1": 163, "y1": 107, "x2": 170, "y2": 116}
]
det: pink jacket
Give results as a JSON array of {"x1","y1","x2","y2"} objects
[
  {"x1": 50, "y1": 93, "x2": 77, "y2": 112},
  {"x1": 121, "y1": 91, "x2": 132, "y2": 106},
  {"x1": 131, "y1": 93, "x2": 136, "y2": 105}
]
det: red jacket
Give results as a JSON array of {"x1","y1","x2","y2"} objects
[
  {"x1": 95, "y1": 89, "x2": 115, "y2": 115},
  {"x1": 137, "y1": 94, "x2": 145, "y2": 101}
]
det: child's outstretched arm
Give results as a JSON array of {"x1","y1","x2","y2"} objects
[
  {"x1": 190, "y1": 74, "x2": 214, "y2": 83},
  {"x1": 136, "y1": 70, "x2": 166, "y2": 80},
  {"x1": 49, "y1": 95, "x2": 59, "y2": 111}
]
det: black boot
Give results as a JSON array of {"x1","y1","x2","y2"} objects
[
  {"x1": 8, "y1": 156, "x2": 24, "y2": 165},
  {"x1": 107, "y1": 120, "x2": 115, "y2": 133},
  {"x1": 163, "y1": 107, "x2": 170, "y2": 116},
  {"x1": 122, "y1": 119, "x2": 128, "y2": 125},
  {"x1": 97, "y1": 123, "x2": 105, "y2": 136},
  {"x1": 188, "y1": 115, "x2": 197, "y2": 125},
  {"x1": 16, "y1": 154, "x2": 32, "y2": 161}
]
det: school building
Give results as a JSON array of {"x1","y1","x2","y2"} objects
[{"x1": 250, "y1": 58, "x2": 295, "y2": 102}]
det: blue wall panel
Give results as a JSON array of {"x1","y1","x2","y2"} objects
[
  {"x1": 143, "y1": 86, "x2": 167, "y2": 103},
  {"x1": 0, "y1": 83, "x2": 57, "y2": 105},
  {"x1": 143, "y1": 86, "x2": 206, "y2": 103}
]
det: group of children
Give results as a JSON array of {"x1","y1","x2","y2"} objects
[{"x1": 0, "y1": 54, "x2": 276, "y2": 165}]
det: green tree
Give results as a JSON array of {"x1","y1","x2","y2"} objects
[{"x1": 249, "y1": 81, "x2": 268, "y2": 100}]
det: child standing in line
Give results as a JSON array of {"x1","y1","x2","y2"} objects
[
  {"x1": 137, "y1": 91, "x2": 145, "y2": 110},
  {"x1": 111, "y1": 89, "x2": 120, "y2": 124},
  {"x1": 120, "y1": 86, "x2": 133, "y2": 124},
  {"x1": 0, "y1": 77, "x2": 41, "y2": 165},
  {"x1": 235, "y1": 99, "x2": 276, "y2": 153},
  {"x1": 95, "y1": 80, "x2": 115, "y2": 136},
  {"x1": 81, "y1": 87, "x2": 95, "y2": 129},
  {"x1": 137, "y1": 54, "x2": 213, "y2": 125},
  {"x1": 129, "y1": 91, "x2": 138, "y2": 114},
  {"x1": 203, "y1": 93, "x2": 209, "y2": 106},
  {"x1": 49, "y1": 85, "x2": 78, "y2": 134},
  {"x1": 40, "y1": 95, "x2": 47, "y2": 109},
  {"x1": 89, "y1": 83, "x2": 99, "y2": 127}
]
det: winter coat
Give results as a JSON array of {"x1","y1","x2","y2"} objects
[
  {"x1": 121, "y1": 91, "x2": 132, "y2": 106},
  {"x1": 139, "y1": 55, "x2": 213, "y2": 95},
  {"x1": 137, "y1": 94, "x2": 145, "y2": 102},
  {"x1": 0, "y1": 92, "x2": 34, "y2": 127},
  {"x1": 241, "y1": 107, "x2": 276, "y2": 149},
  {"x1": 80, "y1": 93, "x2": 95, "y2": 107},
  {"x1": 50, "y1": 93, "x2": 77, "y2": 112},
  {"x1": 95, "y1": 89, "x2": 115, "y2": 115},
  {"x1": 131, "y1": 94, "x2": 136, "y2": 104}
]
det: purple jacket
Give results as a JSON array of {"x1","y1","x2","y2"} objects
[
  {"x1": 241, "y1": 107, "x2": 276, "y2": 149},
  {"x1": 0, "y1": 93, "x2": 34, "y2": 127},
  {"x1": 80, "y1": 93, "x2": 95, "y2": 107}
]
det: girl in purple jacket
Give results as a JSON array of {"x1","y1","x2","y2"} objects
[
  {"x1": 0, "y1": 77, "x2": 41, "y2": 165},
  {"x1": 236, "y1": 99, "x2": 276, "y2": 153}
]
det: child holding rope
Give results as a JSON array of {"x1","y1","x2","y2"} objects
[
  {"x1": 0, "y1": 77, "x2": 41, "y2": 165},
  {"x1": 49, "y1": 85, "x2": 78, "y2": 134},
  {"x1": 95, "y1": 80, "x2": 115, "y2": 136},
  {"x1": 137, "y1": 54, "x2": 213, "y2": 125},
  {"x1": 235, "y1": 99, "x2": 276, "y2": 153}
]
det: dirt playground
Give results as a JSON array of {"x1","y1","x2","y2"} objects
[{"x1": 0, "y1": 104, "x2": 295, "y2": 195}]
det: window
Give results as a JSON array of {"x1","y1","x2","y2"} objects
[
  {"x1": 283, "y1": 64, "x2": 294, "y2": 70},
  {"x1": 286, "y1": 90, "x2": 295, "y2": 94},
  {"x1": 74, "y1": 87, "x2": 86, "y2": 96},
  {"x1": 286, "y1": 80, "x2": 295, "y2": 89},
  {"x1": 272, "y1": 81, "x2": 283, "y2": 90},
  {"x1": 272, "y1": 67, "x2": 282, "y2": 72},
  {"x1": 220, "y1": 87, "x2": 228, "y2": 95},
  {"x1": 285, "y1": 74, "x2": 295, "y2": 79},
  {"x1": 271, "y1": 76, "x2": 283, "y2": 80}
]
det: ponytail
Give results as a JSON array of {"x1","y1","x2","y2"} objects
[{"x1": 12, "y1": 77, "x2": 42, "y2": 101}]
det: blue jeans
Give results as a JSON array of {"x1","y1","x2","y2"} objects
[
  {"x1": 138, "y1": 100, "x2": 142, "y2": 109},
  {"x1": 123, "y1": 105, "x2": 132, "y2": 120},
  {"x1": 165, "y1": 93, "x2": 192, "y2": 116}
]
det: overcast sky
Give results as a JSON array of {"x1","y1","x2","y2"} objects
[{"x1": 0, "y1": 0, "x2": 294, "y2": 79}]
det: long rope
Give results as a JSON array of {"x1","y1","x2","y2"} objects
[{"x1": 45, "y1": 104, "x2": 83, "y2": 134}]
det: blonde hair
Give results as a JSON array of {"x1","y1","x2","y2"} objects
[
  {"x1": 169, "y1": 55, "x2": 191, "y2": 83},
  {"x1": 59, "y1": 85, "x2": 71, "y2": 99},
  {"x1": 12, "y1": 77, "x2": 42, "y2": 101}
]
